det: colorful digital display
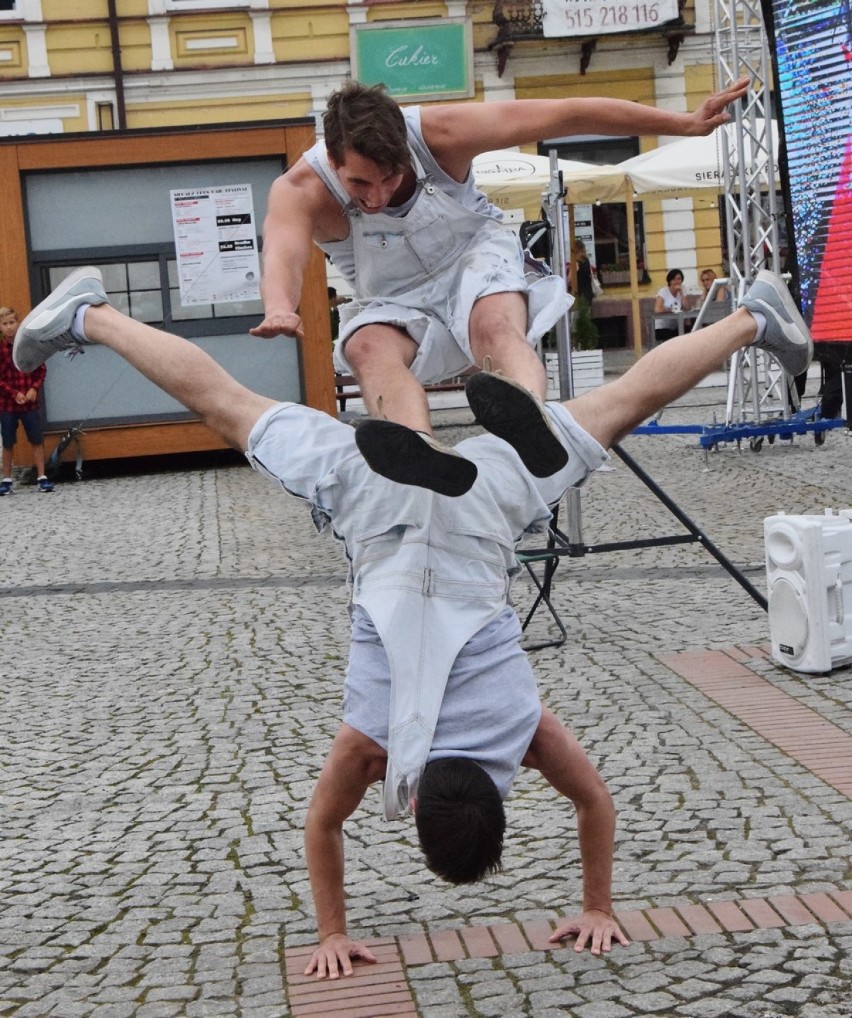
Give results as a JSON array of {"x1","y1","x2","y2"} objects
[{"x1": 765, "y1": 0, "x2": 851, "y2": 348}]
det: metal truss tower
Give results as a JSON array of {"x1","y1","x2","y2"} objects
[{"x1": 713, "y1": 0, "x2": 794, "y2": 428}]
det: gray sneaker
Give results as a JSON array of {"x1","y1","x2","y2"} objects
[
  {"x1": 739, "y1": 270, "x2": 813, "y2": 376},
  {"x1": 13, "y1": 266, "x2": 108, "y2": 372}
]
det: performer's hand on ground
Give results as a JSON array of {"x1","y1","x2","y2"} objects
[
  {"x1": 549, "y1": 909, "x2": 629, "y2": 955},
  {"x1": 688, "y1": 75, "x2": 750, "y2": 134},
  {"x1": 250, "y1": 311, "x2": 304, "y2": 340},
  {"x1": 304, "y1": 933, "x2": 377, "y2": 979}
]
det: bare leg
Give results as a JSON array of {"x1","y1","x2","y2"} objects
[
  {"x1": 344, "y1": 323, "x2": 478, "y2": 496},
  {"x1": 31, "y1": 442, "x2": 47, "y2": 477},
  {"x1": 342, "y1": 325, "x2": 430, "y2": 432},
  {"x1": 464, "y1": 290, "x2": 568, "y2": 476},
  {"x1": 568, "y1": 308, "x2": 757, "y2": 450},
  {"x1": 82, "y1": 304, "x2": 276, "y2": 451},
  {"x1": 469, "y1": 292, "x2": 547, "y2": 400}
]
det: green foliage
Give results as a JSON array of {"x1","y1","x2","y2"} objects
[{"x1": 571, "y1": 297, "x2": 600, "y2": 351}]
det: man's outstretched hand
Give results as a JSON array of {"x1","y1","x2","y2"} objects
[
  {"x1": 249, "y1": 311, "x2": 304, "y2": 340},
  {"x1": 688, "y1": 75, "x2": 751, "y2": 135},
  {"x1": 304, "y1": 932, "x2": 377, "y2": 980},
  {"x1": 549, "y1": 909, "x2": 630, "y2": 955}
]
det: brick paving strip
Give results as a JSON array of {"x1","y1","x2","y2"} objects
[
  {"x1": 658, "y1": 643, "x2": 852, "y2": 799},
  {"x1": 283, "y1": 645, "x2": 852, "y2": 1017},
  {"x1": 283, "y1": 888, "x2": 852, "y2": 1016}
]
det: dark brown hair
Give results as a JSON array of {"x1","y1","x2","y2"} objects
[
  {"x1": 415, "y1": 758, "x2": 505, "y2": 884},
  {"x1": 323, "y1": 81, "x2": 410, "y2": 173}
]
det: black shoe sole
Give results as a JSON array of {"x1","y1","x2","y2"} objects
[
  {"x1": 354, "y1": 419, "x2": 477, "y2": 497},
  {"x1": 465, "y1": 373, "x2": 568, "y2": 477}
]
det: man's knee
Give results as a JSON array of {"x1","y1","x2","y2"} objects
[
  {"x1": 343, "y1": 325, "x2": 417, "y2": 374},
  {"x1": 469, "y1": 296, "x2": 530, "y2": 359},
  {"x1": 472, "y1": 301, "x2": 525, "y2": 337}
]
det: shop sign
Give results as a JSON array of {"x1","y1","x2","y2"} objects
[{"x1": 351, "y1": 19, "x2": 473, "y2": 102}]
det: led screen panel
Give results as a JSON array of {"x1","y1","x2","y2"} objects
[{"x1": 766, "y1": 0, "x2": 851, "y2": 346}]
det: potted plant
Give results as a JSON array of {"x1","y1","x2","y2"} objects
[
  {"x1": 570, "y1": 298, "x2": 604, "y2": 395},
  {"x1": 571, "y1": 297, "x2": 599, "y2": 351}
]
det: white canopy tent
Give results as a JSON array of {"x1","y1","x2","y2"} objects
[
  {"x1": 472, "y1": 149, "x2": 626, "y2": 209},
  {"x1": 619, "y1": 121, "x2": 780, "y2": 197},
  {"x1": 473, "y1": 128, "x2": 776, "y2": 355}
]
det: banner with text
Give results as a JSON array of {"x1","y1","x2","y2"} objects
[{"x1": 542, "y1": 0, "x2": 679, "y2": 36}]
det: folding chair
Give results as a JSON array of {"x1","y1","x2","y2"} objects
[{"x1": 516, "y1": 507, "x2": 572, "y2": 651}]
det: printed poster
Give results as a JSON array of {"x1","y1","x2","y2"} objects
[{"x1": 170, "y1": 184, "x2": 261, "y2": 306}]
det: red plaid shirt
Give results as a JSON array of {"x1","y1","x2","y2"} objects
[{"x1": 0, "y1": 340, "x2": 46, "y2": 414}]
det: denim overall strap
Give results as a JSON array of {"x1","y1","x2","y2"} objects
[
  {"x1": 347, "y1": 150, "x2": 500, "y2": 303},
  {"x1": 355, "y1": 574, "x2": 508, "y2": 820}
]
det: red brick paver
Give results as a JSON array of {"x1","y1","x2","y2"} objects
[
  {"x1": 768, "y1": 894, "x2": 820, "y2": 926},
  {"x1": 286, "y1": 940, "x2": 417, "y2": 1017},
  {"x1": 645, "y1": 906, "x2": 691, "y2": 938},
  {"x1": 459, "y1": 924, "x2": 500, "y2": 958},
  {"x1": 799, "y1": 891, "x2": 852, "y2": 924},
  {"x1": 737, "y1": 897, "x2": 787, "y2": 929},
  {"x1": 283, "y1": 888, "x2": 852, "y2": 1015},
  {"x1": 429, "y1": 927, "x2": 466, "y2": 962},
  {"x1": 705, "y1": 899, "x2": 755, "y2": 932},
  {"x1": 676, "y1": 903, "x2": 723, "y2": 935},
  {"x1": 284, "y1": 645, "x2": 852, "y2": 1016},
  {"x1": 659, "y1": 647, "x2": 852, "y2": 799}
]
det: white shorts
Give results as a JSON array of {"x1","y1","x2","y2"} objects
[{"x1": 333, "y1": 227, "x2": 571, "y2": 385}]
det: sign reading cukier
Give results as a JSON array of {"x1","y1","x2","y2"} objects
[
  {"x1": 542, "y1": 0, "x2": 680, "y2": 36},
  {"x1": 352, "y1": 19, "x2": 473, "y2": 102}
]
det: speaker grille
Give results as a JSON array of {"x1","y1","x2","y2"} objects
[{"x1": 768, "y1": 576, "x2": 809, "y2": 658}]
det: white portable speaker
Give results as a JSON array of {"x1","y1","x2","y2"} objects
[{"x1": 764, "y1": 509, "x2": 852, "y2": 673}]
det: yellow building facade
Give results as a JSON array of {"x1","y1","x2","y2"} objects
[
  {"x1": 1, "y1": 0, "x2": 727, "y2": 303},
  {"x1": 0, "y1": 0, "x2": 731, "y2": 465}
]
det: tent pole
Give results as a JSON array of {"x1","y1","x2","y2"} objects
[
  {"x1": 626, "y1": 181, "x2": 642, "y2": 359},
  {"x1": 546, "y1": 149, "x2": 573, "y2": 399},
  {"x1": 567, "y1": 203, "x2": 578, "y2": 296}
]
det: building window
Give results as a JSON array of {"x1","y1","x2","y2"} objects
[
  {"x1": 542, "y1": 135, "x2": 640, "y2": 166},
  {"x1": 0, "y1": 1, "x2": 45, "y2": 20},
  {"x1": 588, "y1": 202, "x2": 649, "y2": 285},
  {"x1": 46, "y1": 257, "x2": 263, "y2": 332},
  {"x1": 539, "y1": 135, "x2": 649, "y2": 283},
  {"x1": 165, "y1": 0, "x2": 264, "y2": 9}
]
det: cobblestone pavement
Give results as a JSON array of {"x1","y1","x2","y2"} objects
[{"x1": 1, "y1": 367, "x2": 851, "y2": 1017}]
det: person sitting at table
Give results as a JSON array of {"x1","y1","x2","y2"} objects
[
  {"x1": 694, "y1": 268, "x2": 730, "y2": 308},
  {"x1": 654, "y1": 268, "x2": 687, "y2": 342}
]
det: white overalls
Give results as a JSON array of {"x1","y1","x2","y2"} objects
[
  {"x1": 304, "y1": 108, "x2": 570, "y2": 384},
  {"x1": 247, "y1": 402, "x2": 608, "y2": 820}
]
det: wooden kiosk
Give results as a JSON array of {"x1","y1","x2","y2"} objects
[{"x1": 0, "y1": 121, "x2": 335, "y2": 467}]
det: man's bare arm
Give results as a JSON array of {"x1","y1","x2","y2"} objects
[
  {"x1": 251, "y1": 160, "x2": 340, "y2": 341},
  {"x1": 522, "y1": 707, "x2": 629, "y2": 955},
  {"x1": 422, "y1": 77, "x2": 749, "y2": 181},
  {"x1": 304, "y1": 725, "x2": 387, "y2": 979}
]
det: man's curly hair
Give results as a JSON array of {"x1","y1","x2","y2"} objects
[
  {"x1": 323, "y1": 81, "x2": 410, "y2": 173},
  {"x1": 414, "y1": 758, "x2": 506, "y2": 884}
]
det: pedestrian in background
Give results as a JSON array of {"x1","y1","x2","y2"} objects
[
  {"x1": 571, "y1": 239, "x2": 596, "y2": 306},
  {"x1": 0, "y1": 306, "x2": 54, "y2": 494},
  {"x1": 654, "y1": 268, "x2": 687, "y2": 342},
  {"x1": 694, "y1": 268, "x2": 730, "y2": 307}
]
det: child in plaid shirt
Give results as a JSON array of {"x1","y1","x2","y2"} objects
[{"x1": 0, "y1": 306, "x2": 53, "y2": 494}]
